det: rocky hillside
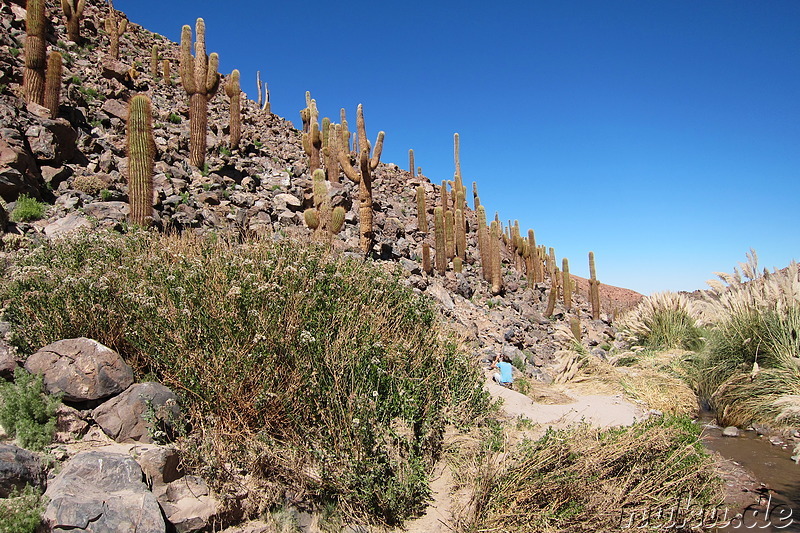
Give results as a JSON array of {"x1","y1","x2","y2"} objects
[{"x1": 0, "y1": 0, "x2": 644, "y2": 380}]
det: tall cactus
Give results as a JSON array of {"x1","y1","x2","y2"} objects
[
  {"x1": 43, "y1": 52, "x2": 62, "y2": 119},
  {"x1": 60, "y1": 0, "x2": 85, "y2": 43},
  {"x1": 434, "y1": 206, "x2": 446, "y2": 275},
  {"x1": 127, "y1": 94, "x2": 155, "y2": 226},
  {"x1": 562, "y1": 258, "x2": 572, "y2": 311},
  {"x1": 409, "y1": 149, "x2": 415, "y2": 177},
  {"x1": 224, "y1": 69, "x2": 241, "y2": 149},
  {"x1": 422, "y1": 243, "x2": 432, "y2": 275},
  {"x1": 440, "y1": 181, "x2": 448, "y2": 211},
  {"x1": 445, "y1": 209, "x2": 455, "y2": 261},
  {"x1": 589, "y1": 251, "x2": 601, "y2": 319},
  {"x1": 162, "y1": 59, "x2": 170, "y2": 85},
  {"x1": 490, "y1": 220, "x2": 503, "y2": 295},
  {"x1": 455, "y1": 208, "x2": 466, "y2": 261},
  {"x1": 24, "y1": 0, "x2": 46, "y2": 106},
  {"x1": 302, "y1": 101, "x2": 322, "y2": 173},
  {"x1": 454, "y1": 132, "x2": 461, "y2": 180},
  {"x1": 476, "y1": 205, "x2": 489, "y2": 282},
  {"x1": 416, "y1": 185, "x2": 427, "y2": 233},
  {"x1": 472, "y1": 182, "x2": 480, "y2": 209},
  {"x1": 304, "y1": 169, "x2": 345, "y2": 244},
  {"x1": 322, "y1": 118, "x2": 341, "y2": 183},
  {"x1": 150, "y1": 45, "x2": 159, "y2": 78},
  {"x1": 180, "y1": 18, "x2": 220, "y2": 168},
  {"x1": 338, "y1": 104, "x2": 384, "y2": 254},
  {"x1": 104, "y1": 0, "x2": 127, "y2": 60}
]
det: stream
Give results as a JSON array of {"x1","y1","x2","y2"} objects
[{"x1": 700, "y1": 417, "x2": 800, "y2": 532}]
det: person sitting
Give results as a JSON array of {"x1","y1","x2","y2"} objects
[{"x1": 491, "y1": 354, "x2": 514, "y2": 387}]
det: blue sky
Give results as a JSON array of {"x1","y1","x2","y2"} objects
[{"x1": 116, "y1": 0, "x2": 800, "y2": 295}]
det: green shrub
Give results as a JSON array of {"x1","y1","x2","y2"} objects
[
  {"x1": 0, "y1": 485, "x2": 45, "y2": 533},
  {"x1": 167, "y1": 112, "x2": 181, "y2": 124},
  {"x1": 0, "y1": 368, "x2": 60, "y2": 451},
  {"x1": 10, "y1": 195, "x2": 46, "y2": 223},
  {"x1": 0, "y1": 230, "x2": 491, "y2": 525}
]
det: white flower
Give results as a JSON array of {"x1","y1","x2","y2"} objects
[
  {"x1": 372, "y1": 391, "x2": 378, "y2": 398},
  {"x1": 353, "y1": 418, "x2": 360, "y2": 426}
]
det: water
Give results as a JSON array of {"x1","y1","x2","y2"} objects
[{"x1": 701, "y1": 420, "x2": 800, "y2": 532}]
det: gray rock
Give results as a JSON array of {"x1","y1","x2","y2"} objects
[
  {"x1": 0, "y1": 444, "x2": 45, "y2": 497},
  {"x1": 722, "y1": 426, "x2": 739, "y2": 437},
  {"x1": 272, "y1": 193, "x2": 302, "y2": 212},
  {"x1": 44, "y1": 213, "x2": 92, "y2": 237},
  {"x1": 83, "y1": 201, "x2": 130, "y2": 224},
  {"x1": 93, "y1": 382, "x2": 182, "y2": 443},
  {"x1": 0, "y1": 202, "x2": 6, "y2": 233},
  {"x1": 426, "y1": 282, "x2": 455, "y2": 311},
  {"x1": 101, "y1": 99, "x2": 129, "y2": 121},
  {"x1": 25, "y1": 118, "x2": 77, "y2": 166},
  {"x1": 0, "y1": 130, "x2": 42, "y2": 202},
  {"x1": 54, "y1": 404, "x2": 90, "y2": 443},
  {"x1": 44, "y1": 450, "x2": 166, "y2": 533},
  {"x1": 131, "y1": 444, "x2": 182, "y2": 494},
  {"x1": 159, "y1": 475, "x2": 221, "y2": 533},
  {"x1": 24, "y1": 337, "x2": 134, "y2": 402}
]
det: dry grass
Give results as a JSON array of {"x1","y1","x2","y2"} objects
[
  {"x1": 452, "y1": 416, "x2": 722, "y2": 533},
  {"x1": 549, "y1": 351, "x2": 698, "y2": 417},
  {"x1": 616, "y1": 292, "x2": 706, "y2": 350}
]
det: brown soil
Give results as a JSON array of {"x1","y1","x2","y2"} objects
[{"x1": 572, "y1": 275, "x2": 644, "y2": 316}]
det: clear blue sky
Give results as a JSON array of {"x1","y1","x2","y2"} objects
[{"x1": 116, "y1": 0, "x2": 800, "y2": 295}]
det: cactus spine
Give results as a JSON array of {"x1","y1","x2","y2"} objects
[
  {"x1": 440, "y1": 181, "x2": 448, "y2": 211},
  {"x1": 338, "y1": 104, "x2": 384, "y2": 254},
  {"x1": 490, "y1": 220, "x2": 503, "y2": 295},
  {"x1": 303, "y1": 169, "x2": 344, "y2": 243},
  {"x1": 180, "y1": 19, "x2": 220, "y2": 168},
  {"x1": 104, "y1": 0, "x2": 127, "y2": 60},
  {"x1": 545, "y1": 281, "x2": 557, "y2": 317},
  {"x1": 43, "y1": 52, "x2": 62, "y2": 119},
  {"x1": 224, "y1": 69, "x2": 241, "y2": 149},
  {"x1": 24, "y1": 0, "x2": 46, "y2": 106},
  {"x1": 256, "y1": 71, "x2": 264, "y2": 108},
  {"x1": 416, "y1": 185, "x2": 427, "y2": 233},
  {"x1": 562, "y1": 258, "x2": 572, "y2": 311},
  {"x1": 127, "y1": 94, "x2": 155, "y2": 226},
  {"x1": 322, "y1": 118, "x2": 341, "y2": 183},
  {"x1": 60, "y1": 0, "x2": 85, "y2": 43},
  {"x1": 453, "y1": 256, "x2": 463, "y2": 273},
  {"x1": 589, "y1": 251, "x2": 601, "y2": 319},
  {"x1": 422, "y1": 243, "x2": 432, "y2": 275},
  {"x1": 409, "y1": 149, "x2": 415, "y2": 176},
  {"x1": 434, "y1": 206, "x2": 446, "y2": 274},
  {"x1": 302, "y1": 98, "x2": 322, "y2": 173}
]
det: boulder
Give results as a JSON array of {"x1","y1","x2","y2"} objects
[
  {"x1": 83, "y1": 201, "x2": 130, "y2": 225},
  {"x1": 93, "y1": 382, "x2": 182, "y2": 443},
  {"x1": 130, "y1": 444, "x2": 182, "y2": 494},
  {"x1": 0, "y1": 444, "x2": 45, "y2": 497},
  {"x1": 0, "y1": 129, "x2": 42, "y2": 202},
  {"x1": 43, "y1": 450, "x2": 166, "y2": 533},
  {"x1": 0, "y1": 339, "x2": 20, "y2": 380},
  {"x1": 54, "y1": 404, "x2": 90, "y2": 443},
  {"x1": 44, "y1": 213, "x2": 93, "y2": 237},
  {"x1": 272, "y1": 193, "x2": 302, "y2": 212},
  {"x1": 0, "y1": 201, "x2": 7, "y2": 233},
  {"x1": 159, "y1": 475, "x2": 221, "y2": 533},
  {"x1": 24, "y1": 337, "x2": 134, "y2": 402},
  {"x1": 101, "y1": 98, "x2": 129, "y2": 121},
  {"x1": 426, "y1": 282, "x2": 455, "y2": 312},
  {"x1": 25, "y1": 118, "x2": 78, "y2": 166}
]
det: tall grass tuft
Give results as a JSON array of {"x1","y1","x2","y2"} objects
[
  {"x1": 616, "y1": 292, "x2": 705, "y2": 350},
  {"x1": 0, "y1": 230, "x2": 491, "y2": 525},
  {"x1": 686, "y1": 251, "x2": 800, "y2": 426},
  {"x1": 454, "y1": 416, "x2": 722, "y2": 533}
]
